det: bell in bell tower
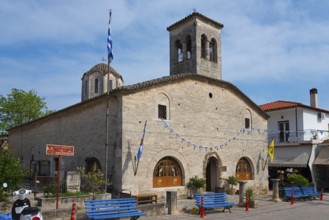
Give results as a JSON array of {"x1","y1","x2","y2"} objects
[{"x1": 167, "y1": 12, "x2": 224, "y2": 80}]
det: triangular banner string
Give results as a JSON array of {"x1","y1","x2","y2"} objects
[{"x1": 158, "y1": 119, "x2": 269, "y2": 152}]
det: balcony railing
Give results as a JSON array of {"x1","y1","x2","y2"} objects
[{"x1": 267, "y1": 129, "x2": 329, "y2": 144}]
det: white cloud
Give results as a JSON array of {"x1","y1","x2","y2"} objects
[{"x1": 1, "y1": 0, "x2": 329, "y2": 110}]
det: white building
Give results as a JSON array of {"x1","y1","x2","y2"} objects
[{"x1": 260, "y1": 88, "x2": 329, "y2": 190}]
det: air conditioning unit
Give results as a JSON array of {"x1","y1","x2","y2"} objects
[{"x1": 318, "y1": 112, "x2": 325, "y2": 120}]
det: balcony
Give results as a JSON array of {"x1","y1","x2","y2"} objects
[{"x1": 267, "y1": 129, "x2": 329, "y2": 144}]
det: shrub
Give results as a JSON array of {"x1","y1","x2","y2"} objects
[
  {"x1": 287, "y1": 174, "x2": 310, "y2": 186},
  {"x1": 77, "y1": 167, "x2": 107, "y2": 194},
  {"x1": 228, "y1": 176, "x2": 237, "y2": 187},
  {"x1": 246, "y1": 187, "x2": 254, "y2": 201},
  {"x1": 187, "y1": 176, "x2": 206, "y2": 191},
  {"x1": 43, "y1": 183, "x2": 57, "y2": 198}
]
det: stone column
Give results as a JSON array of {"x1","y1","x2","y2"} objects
[
  {"x1": 238, "y1": 181, "x2": 248, "y2": 204},
  {"x1": 271, "y1": 179, "x2": 282, "y2": 202}
]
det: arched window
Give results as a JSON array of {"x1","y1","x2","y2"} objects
[
  {"x1": 176, "y1": 40, "x2": 183, "y2": 62},
  {"x1": 94, "y1": 78, "x2": 99, "y2": 93},
  {"x1": 236, "y1": 157, "x2": 252, "y2": 180},
  {"x1": 209, "y1": 38, "x2": 217, "y2": 62},
  {"x1": 108, "y1": 79, "x2": 113, "y2": 91},
  {"x1": 201, "y1": 34, "x2": 207, "y2": 58},
  {"x1": 153, "y1": 157, "x2": 183, "y2": 188},
  {"x1": 85, "y1": 157, "x2": 102, "y2": 173},
  {"x1": 84, "y1": 80, "x2": 88, "y2": 96},
  {"x1": 186, "y1": 35, "x2": 192, "y2": 59}
]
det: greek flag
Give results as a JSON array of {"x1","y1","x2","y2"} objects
[
  {"x1": 107, "y1": 11, "x2": 113, "y2": 64},
  {"x1": 137, "y1": 121, "x2": 147, "y2": 161}
]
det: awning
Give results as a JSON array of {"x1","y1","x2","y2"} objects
[
  {"x1": 269, "y1": 145, "x2": 312, "y2": 168},
  {"x1": 313, "y1": 147, "x2": 329, "y2": 165}
]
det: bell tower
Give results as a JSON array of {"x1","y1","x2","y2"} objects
[{"x1": 167, "y1": 12, "x2": 224, "y2": 80}]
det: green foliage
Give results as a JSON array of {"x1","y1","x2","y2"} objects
[
  {"x1": 287, "y1": 174, "x2": 310, "y2": 186},
  {"x1": 77, "y1": 167, "x2": 107, "y2": 194},
  {"x1": 0, "y1": 149, "x2": 29, "y2": 193},
  {"x1": 59, "y1": 191, "x2": 86, "y2": 197},
  {"x1": 246, "y1": 187, "x2": 254, "y2": 201},
  {"x1": 228, "y1": 176, "x2": 237, "y2": 186},
  {"x1": 43, "y1": 183, "x2": 57, "y2": 198},
  {"x1": 0, "y1": 183, "x2": 9, "y2": 203},
  {"x1": 43, "y1": 182, "x2": 87, "y2": 198},
  {"x1": 187, "y1": 176, "x2": 206, "y2": 190},
  {"x1": 0, "y1": 88, "x2": 54, "y2": 134}
]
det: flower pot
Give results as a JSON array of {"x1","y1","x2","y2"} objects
[{"x1": 228, "y1": 188, "x2": 236, "y2": 195}]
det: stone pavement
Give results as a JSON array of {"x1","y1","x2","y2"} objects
[{"x1": 142, "y1": 193, "x2": 329, "y2": 220}]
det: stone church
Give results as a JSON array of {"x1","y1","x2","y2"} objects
[{"x1": 8, "y1": 12, "x2": 269, "y2": 198}]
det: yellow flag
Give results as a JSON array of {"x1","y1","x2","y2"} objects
[{"x1": 268, "y1": 139, "x2": 275, "y2": 162}]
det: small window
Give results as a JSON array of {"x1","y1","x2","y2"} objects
[
  {"x1": 158, "y1": 105, "x2": 167, "y2": 120},
  {"x1": 209, "y1": 39, "x2": 217, "y2": 62},
  {"x1": 201, "y1": 34, "x2": 207, "y2": 58},
  {"x1": 176, "y1": 40, "x2": 183, "y2": 62},
  {"x1": 279, "y1": 121, "x2": 289, "y2": 142},
  {"x1": 109, "y1": 79, "x2": 113, "y2": 91},
  {"x1": 186, "y1": 35, "x2": 192, "y2": 59},
  {"x1": 94, "y1": 78, "x2": 99, "y2": 93},
  {"x1": 245, "y1": 118, "x2": 250, "y2": 129},
  {"x1": 54, "y1": 158, "x2": 59, "y2": 171},
  {"x1": 84, "y1": 80, "x2": 88, "y2": 95}
]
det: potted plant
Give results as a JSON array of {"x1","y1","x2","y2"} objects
[
  {"x1": 227, "y1": 176, "x2": 237, "y2": 195},
  {"x1": 187, "y1": 176, "x2": 206, "y2": 198},
  {"x1": 246, "y1": 187, "x2": 257, "y2": 208}
]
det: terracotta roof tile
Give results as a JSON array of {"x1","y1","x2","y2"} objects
[
  {"x1": 259, "y1": 101, "x2": 299, "y2": 111},
  {"x1": 260, "y1": 100, "x2": 329, "y2": 114}
]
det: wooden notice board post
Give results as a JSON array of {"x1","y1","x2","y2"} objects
[{"x1": 46, "y1": 144, "x2": 74, "y2": 209}]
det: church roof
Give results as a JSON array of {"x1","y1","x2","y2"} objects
[
  {"x1": 113, "y1": 73, "x2": 268, "y2": 119},
  {"x1": 82, "y1": 63, "x2": 123, "y2": 81},
  {"x1": 167, "y1": 12, "x2": 224, "y2": 31},
  {"x1": 7, "y1": 73, "x2": 268, "y2": 131}
]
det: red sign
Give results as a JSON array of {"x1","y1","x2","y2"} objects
[{"x1": 46, "y1": 144, "x2": 74, "y2": 156}]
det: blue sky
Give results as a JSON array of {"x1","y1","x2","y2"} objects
[{"x1": 1, "y1": 0, "x2": 329, "y2": 111}]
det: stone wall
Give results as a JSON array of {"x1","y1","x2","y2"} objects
[{"x1": 119, "y1": 77, "x2": 268, "y2": 197}]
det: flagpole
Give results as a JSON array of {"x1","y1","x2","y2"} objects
[
  {"x1": 105, "y1": 9, "x2": 112, "y2": 192},
  {"x1": 134, "y1": 120, "x2": 147, "y2": 175}
]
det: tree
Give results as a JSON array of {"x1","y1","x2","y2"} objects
[
  {"x1": 0, "y1": 149, "x2": 29, "y2": 193},
  {"x1": 0, "y1": 88, "x2": 53, "y2": 134}
]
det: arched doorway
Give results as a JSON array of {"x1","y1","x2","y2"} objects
[
  {"x1": 206, "y1": 157, "x2": 218, "y2": 191},
  {"x1": 153, "y1": 157, "x2": 183, "y2": 188},
  {"x1": 85, "y1": 157, "x2": 102, "y2": 173}
]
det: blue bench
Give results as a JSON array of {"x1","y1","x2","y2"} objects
[
  {"x1": 194, "y1": 192, "x2": 235, "y2": 214},
  {"x1": 283, "y1": 186, "x2": 320, "y2": 200},
  {"x1": 84, "y1": 198, "x2": 145, "y2": 220},
  {"x1": 301, "y1": 186, "x2": 320, "y2": 199}
]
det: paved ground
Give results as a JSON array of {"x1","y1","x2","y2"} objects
[
  {"x1": 2, "y1": 192, "x2": 328, "y2": 219},
  {"x1": 143, "y1": 193, "x2": 329, "y2": 220}
]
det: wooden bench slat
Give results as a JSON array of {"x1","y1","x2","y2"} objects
[
  {"x1": 283, "y1": 186, "x2": 321, "y2": 200},
  {"x1": 84, "y1": 198, "x2": 145, "y2": 219},
  {"x1": 194, "y1": 192, "x2": 235, "y2": 214},
  {"x1": 86, "y1": 208, "x2": 139, "y2": 214}
]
